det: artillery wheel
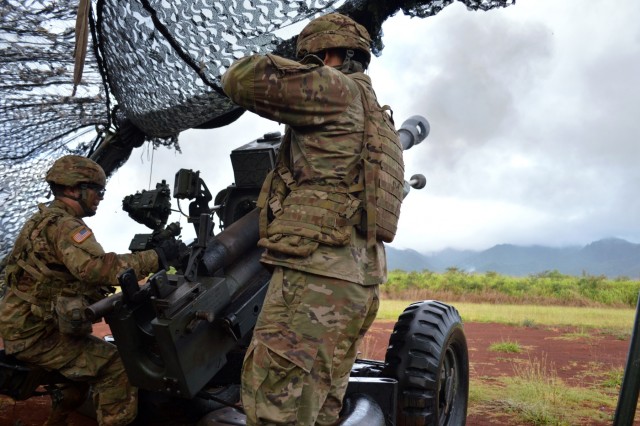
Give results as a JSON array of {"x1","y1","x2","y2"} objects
[{"x1": 382, "y1": 300, "x2": 469, "y2": 426}]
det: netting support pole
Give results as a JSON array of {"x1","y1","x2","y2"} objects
[{"x1": 614, "y1": 291, "x2": 640, "y2": 425}]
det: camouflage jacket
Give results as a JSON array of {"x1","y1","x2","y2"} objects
[
  {"x1": 0, "y1": 200, "x2": 159, "y2": 346},
  {"x1": 221, "y1": 53, "x2": 387, "y2": 285}
]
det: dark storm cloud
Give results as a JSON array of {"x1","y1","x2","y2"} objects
[{"x1": 373, "y1": 0, "x2": 640, "y2": 250}]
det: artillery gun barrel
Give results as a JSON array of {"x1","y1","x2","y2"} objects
[
  {"x1": 86, "y1": 293, "x2": 122, "y2": 321},
  {"x1": 398, "y1": 115, "x2": 430, "y2": 151},
  {"x1": 200, "y1": 207, "x2": 260, "y2": 276}
]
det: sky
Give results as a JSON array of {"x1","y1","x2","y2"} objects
[{"x1": 90, "y1": 0, "x2": 640, "y2": 255}]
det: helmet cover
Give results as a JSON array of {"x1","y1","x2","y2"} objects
[
  {"x1": 296, "y1": 13, "x2": 371, "y2": 63},
  {"x1": 46, "y1": 155, "x2": 106, "y2": 188}
]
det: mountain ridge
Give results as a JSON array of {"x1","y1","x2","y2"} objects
[{"x1": 387, "y1": 238, "x2": 640, "y2": 278}]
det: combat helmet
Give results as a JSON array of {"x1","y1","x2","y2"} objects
[
  {"x1": 46, "y1": 155, "x2": 106, "y2": 188},
  {"x1": 296, "y1": 13, "x2": 371, "y2": 64}
]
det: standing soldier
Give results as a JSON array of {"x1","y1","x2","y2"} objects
[
  {"x1": 0, "y1": 155, "x2": 182, "y2": 426},
  {"x1": 222, "y1": 13, "x2": 405, "y2": 425}
]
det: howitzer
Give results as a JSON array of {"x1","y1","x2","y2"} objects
[{"x1": 0, "y1": 116, "x2": 470, "y2": 426}]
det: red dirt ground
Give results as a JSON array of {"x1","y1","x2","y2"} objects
[{"x1": 0, "y1": 320, "x2": 636, "y2": 425}]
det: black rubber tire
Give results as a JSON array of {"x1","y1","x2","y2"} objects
[{"x1": 382, "y1": 300, "x2": 469, "y2": 426}]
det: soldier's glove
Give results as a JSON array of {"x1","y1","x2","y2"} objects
[{"x1": 154, "y1": 238, "x2": 186, "y2": 271}]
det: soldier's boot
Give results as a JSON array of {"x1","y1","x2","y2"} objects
[{"x1": 44, "y1": 382, "x2": 90, "y2": 426}]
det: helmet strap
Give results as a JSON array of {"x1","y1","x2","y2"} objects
[
  {"x1": 338, "y1": 49, "x2": 364, "y2": 74},
  {"x1": 59, "y1": 188, "x2": 95, "y2": 217},
  {"x1": 77, "y1": 187, "x2": 96, "y2": 217}
]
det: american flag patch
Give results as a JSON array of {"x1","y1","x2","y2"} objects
[{"x1": 72, "y1": 227, "x2": 92, "y2": 243}]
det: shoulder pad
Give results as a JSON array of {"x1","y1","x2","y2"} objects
[
  {"x1": 38, "y1": 203, "x2": 66, "y2": 218},
  {"x1": 29, "y1": 204, "x2": 69, "y2": 238},
  {"x1": 349, "y1": 72, "x2": 370, "y2": 84}
]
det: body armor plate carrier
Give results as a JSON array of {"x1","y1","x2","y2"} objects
[{"x1": 257, "y1": 73, "x2": 404, "y2": 255}]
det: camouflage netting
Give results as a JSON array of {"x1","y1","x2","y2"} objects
[{"x1": 0, "y1": 0, "x2": 515, "y2": 259}]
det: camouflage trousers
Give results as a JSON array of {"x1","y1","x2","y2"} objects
[
  {"x1": 7, "y1": 331, "x2": 137, "y2": 425},
  {"x1": 241, "y1": 266, "x2": 379, "y2": 425}
]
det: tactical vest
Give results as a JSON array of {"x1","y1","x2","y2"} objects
[
  {"x1": 257, "y1": 129, "x2": 362, "y2": 257},
  {"x1": 351, "y1": 74, "x2": 405, "y2": 244},
  {"x1": 257, "y1": 74, "x2": 404, "y2": 254},
  {"x1": 5, "y1": 205, "x2": 82, "y2": 320}
]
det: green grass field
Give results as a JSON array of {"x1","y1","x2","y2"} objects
[
  {"x1": 377, "y1": 299, "x2": 636, "y2": 332},
  {"x1": 385, "y1": 269, "x2": 640, "y2": 308}
]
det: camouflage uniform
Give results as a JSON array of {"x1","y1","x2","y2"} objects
[
  {"x1": 0, "y1": 198, "x2": 159, "y2": 425},
  {"x1": 222, "y1": 13, "x2": 400, "y2": 425}
]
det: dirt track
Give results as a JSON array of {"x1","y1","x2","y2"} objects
[{"x1": 0, "y1": 320, "x2": 635, "y2": 425}]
